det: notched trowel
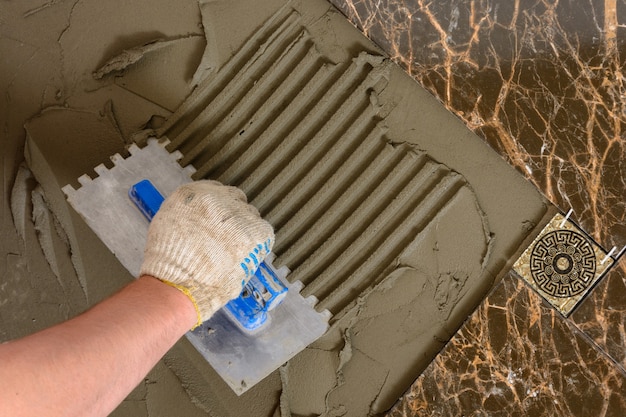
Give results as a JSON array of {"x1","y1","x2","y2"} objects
[{"x1": 62, "y1": 138, "x2": 331, "y2": 395}]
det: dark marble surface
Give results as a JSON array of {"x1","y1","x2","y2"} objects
[
  {"x1": 387, "y1": 273, "x2": 626, "y2": 417},
  {"x1": 326, "y1": 0, "x2": 626, "y2": 414},
  {"x1": 572, "y1": 256, "x2": 626, "y2": 372}
]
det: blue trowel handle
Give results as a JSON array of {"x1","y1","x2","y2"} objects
[
  {"x1": 129, "y1": 179, "x2": 287, "y2": 331},
  {"x1": 129, "y1": 179, "x2": 165, "y2": 220}
]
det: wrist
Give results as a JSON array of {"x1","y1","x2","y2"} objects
[{"x1": 137, "y1": 275, "x2": 198, "y2": 331}]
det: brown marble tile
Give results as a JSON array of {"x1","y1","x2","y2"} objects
[
  {"x1": 328, "y1": 0, "x2": 626, "y2": 253},
  {"x1": 571, "y1": 256, "x2": 626, "y2": 372},
  {"x1": 386, "y1": 273, "x2": 626, "y2": 417}
]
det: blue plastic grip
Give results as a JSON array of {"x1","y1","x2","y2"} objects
[
  {"x1": 224, "y1": 262, "x2": 288, "y2": 331},
  {"x1": 129, "y1": 179, "x2": 165, "y2": 221},
  {"x1": 129, "y1": 179, "x2": 287, "y2": 331}
]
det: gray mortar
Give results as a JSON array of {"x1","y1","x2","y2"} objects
[{"x1": 1, "y1": 0, "x2": 549, "y2": 416}]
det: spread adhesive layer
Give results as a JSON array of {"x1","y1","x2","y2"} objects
[
  {"x1": 147, "y1": 5, "x2": 546, "y2": 414},
  {"x1": 156, "y1": 8, "x2": 470, "y2": 326}
]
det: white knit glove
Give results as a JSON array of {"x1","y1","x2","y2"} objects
[{"x1": 140, "y1": 180, "x2": 274, "y2": 328}]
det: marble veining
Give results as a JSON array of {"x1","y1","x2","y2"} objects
[
  {"x1": 572, "y1": 256, "x2": 626, "y2": 372},
  {"x1": 386, "y1": 273, "x2": 626, "y2": 417}
]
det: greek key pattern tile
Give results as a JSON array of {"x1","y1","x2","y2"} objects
[{"x1": 513, "y1": 212, "x2": 614, "y2": 316}]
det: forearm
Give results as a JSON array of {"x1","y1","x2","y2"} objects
[{"x1": 0, "y1": 275, "x2": 197, "y2": 417}]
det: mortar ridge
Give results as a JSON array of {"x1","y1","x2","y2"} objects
[{"x1": 157, "y1": 5, "x2": 477, "y2": 337}]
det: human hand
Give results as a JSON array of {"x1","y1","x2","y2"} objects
[{"x1": 140, "y1": 180, "x2": 274, "y2": 328}]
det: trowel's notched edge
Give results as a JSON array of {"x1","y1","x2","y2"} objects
[
  {"x1": 61, "y1": 138, "x2": 195, "y2": 278},
  {"x1": 188, "y1": 252, "x2": 331, "y2": 395},
  {"x1": 62, "y1": 138, "x2": 331, "y2": 395}
]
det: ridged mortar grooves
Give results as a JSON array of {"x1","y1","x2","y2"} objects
[{"x1": 157, "y1": 8, "x2": 467, "y2": 323}]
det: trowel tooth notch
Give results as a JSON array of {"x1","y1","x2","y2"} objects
[
  {"x1": 94, "y1": 164, "x2": 108, "y2": 176},
  {"x1": 182, "y1": 165, "x2": 197, "y2": 176},
  {"x1": 128, "y1": 144, "x2": 141, "y2": 155},
  {"x1": 304, "y1": 295, "x2": 319, "y2": 307},
  {"x1": 276, "y1": 265, "x2": 291, "y2": 277},
  {"x1": 320, "y1": 309, "x2": 332, "y2": 321},
  {"x1": 290, "y1": 280, "x2": 304, "y2": 292},
  {"x1": 110, "y1": 153, "x2": 124, "y2": 165},
  {"x1": 61, "y1": 184, "x2": 75, "y2": 196},
  {"x1": 78, "y1": 174, "x2": 92, "y2": 186},
  {"x1": 169, "y1": 150, "x2": 183, "y2": 161}
]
